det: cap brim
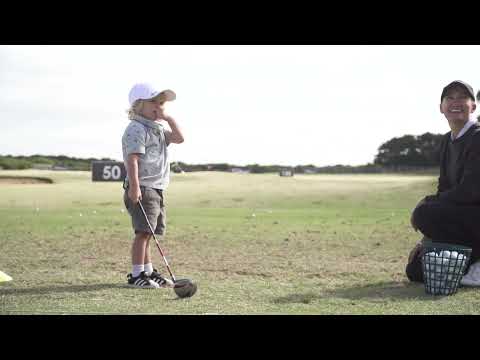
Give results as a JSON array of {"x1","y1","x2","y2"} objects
[{"x1": 152, "y1": 89, "x2": 176, "y2": 102}]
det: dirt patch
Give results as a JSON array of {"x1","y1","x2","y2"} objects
[{"x1": 0, "y1": 176, "x2": 53, "y2": 184}]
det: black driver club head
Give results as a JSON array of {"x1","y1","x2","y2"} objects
[{"x1": 173, "y1": 278, "x2": 197, "y2": 298}]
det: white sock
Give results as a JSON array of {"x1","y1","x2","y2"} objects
[
  {"x1": 144, "y1": 263, "x2": 153, "y2": 275},
  {"x1": 132, "y1": 264, "x2": 144, "y2": 277}
]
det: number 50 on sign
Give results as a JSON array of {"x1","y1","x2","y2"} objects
[{"x1": 92, "y1": 161, "x2": 127, "y2": 182}]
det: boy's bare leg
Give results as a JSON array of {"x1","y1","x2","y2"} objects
[
  {"x1": 132, "y1": 232, "x2": 151, "y2": 270},
  {"x1": 143, "y1": 238, "x2": 153, "y2": 274},
  {"x1": 144, "y1": 239, "x2": 152, "y2": 265}
]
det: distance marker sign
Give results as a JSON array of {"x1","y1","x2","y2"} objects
[{"x1": 92, "y1": 161, "x2": 127, "y2": 182}]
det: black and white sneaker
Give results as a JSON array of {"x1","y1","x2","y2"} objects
[
  {"x1": 127, "y1": 271, "x2": 160, "y2": 289},
  {"x1": 149, "y1": 269, "x2": 174, "y2": 288}
]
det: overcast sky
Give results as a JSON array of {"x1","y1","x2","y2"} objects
[{"x1": 1, "y1": 45, "x2": 479, "y2": 166}]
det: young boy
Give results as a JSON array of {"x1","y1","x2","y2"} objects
[{"x1": 122, "y1": 83, "x2": 185, "y2": 288}]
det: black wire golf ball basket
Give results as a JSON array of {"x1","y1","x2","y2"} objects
[{"x1": 421, "y1": 240, "x2": 472, "y2": 296}]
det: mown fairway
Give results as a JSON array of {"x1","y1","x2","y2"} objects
[{"x1": 1, "y1": 170, "x2": 480, "y2": 314}]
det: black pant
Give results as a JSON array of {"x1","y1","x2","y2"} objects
[
  {"x1": 413, "y1": 199, "x2": 480, "y2": 263},
  {"x1": 406, "y1": 199, "x2": 480, "y2": 282}
]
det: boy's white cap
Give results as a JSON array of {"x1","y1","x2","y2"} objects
[{"x1": 128, "y1": 83, "x2": 176, "y2": 105}]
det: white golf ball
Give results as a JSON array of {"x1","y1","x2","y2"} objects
[
  {"x1": 424, "y1": 252, "x2": 436, "y2": 265},
  {"x1": 439, "y1": 250, "x2": 451, "y2": 258},
  {"x1": 450, "y1": 251, "x2": 459, "y2": 259},
  {"x1": 440, "y1": 288, "x2": 450, "y2": 295},
  {"x1": 79, "y1": 213, "x2": 83, "y2": 217}
]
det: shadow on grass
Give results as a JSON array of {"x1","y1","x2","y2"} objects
[
  {"x1": 0, "y1": 283, "x2": 126, "y2": 296},
  {"x1": 273, "y1": 281, "x2": 448, "y2": 304}
]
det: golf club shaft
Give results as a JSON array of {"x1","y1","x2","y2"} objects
[{"x1": 137, "y1": 200, "x2": 176, "y2": 282}]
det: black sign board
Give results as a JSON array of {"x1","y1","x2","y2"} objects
[{"x1": 92, "y1": 161, "x2": 127, "y2": 182}]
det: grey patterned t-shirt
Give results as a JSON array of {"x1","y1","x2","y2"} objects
[{"x1": 122, "y1": 114, "x2": 171, "y2": 190}]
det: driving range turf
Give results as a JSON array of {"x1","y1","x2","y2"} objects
[{"x1": 1, "y1": 170, "x2": 480, "y2": 314}]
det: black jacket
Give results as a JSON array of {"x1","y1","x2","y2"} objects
[{"x1": 434, "y1": 122, "x2": 480, "y2": 204}]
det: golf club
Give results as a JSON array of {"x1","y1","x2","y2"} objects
[{"x1": 137, "y1": 200, "x2": 197, "y2": 298}]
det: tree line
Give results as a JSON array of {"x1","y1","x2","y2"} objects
[
  {"x1": 373, "y1": 132, "x2": 443, "y2": 167},
  {"x1": 0, "y1": 130, "x2": 459, "y2": 173},
  {"x1": 0, "y1": 155, "x2": 115, "y2": 171}
]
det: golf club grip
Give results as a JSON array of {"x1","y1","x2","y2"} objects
[{"x1": 137, "y1": 200, "x2": 176, "y2": 282}]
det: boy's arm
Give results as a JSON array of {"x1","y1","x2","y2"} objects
[
  {"x1": 126, "y1": 154, "x2": 142, "y2": 203},
  {"x1": 164, "y1": 115, "x2": 184, "y2": 145}
]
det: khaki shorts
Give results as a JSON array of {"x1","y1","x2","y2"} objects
[{"x1": 123, "y1": 186, "x2": 166, "y2": 235}]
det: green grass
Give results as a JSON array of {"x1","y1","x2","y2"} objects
[{"x1": 1, "y1": 170, "x2": 480, "y2": 314}]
